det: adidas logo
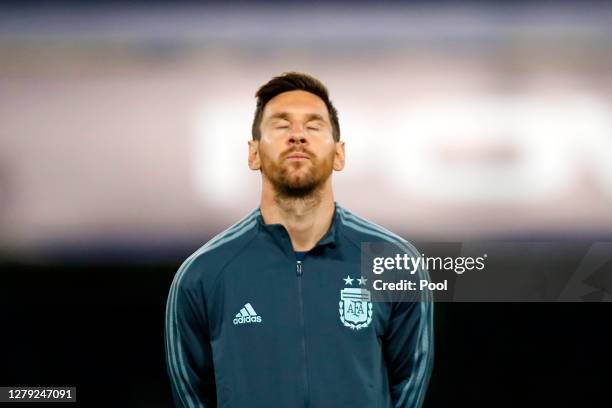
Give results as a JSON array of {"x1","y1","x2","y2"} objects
[{"x1": 233, "y1": 303, "x2": 262, "y2": 325}]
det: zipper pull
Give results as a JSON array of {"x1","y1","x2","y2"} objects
[{"x1": 296, "y1": 261, "x2": 303, "y2": 276}]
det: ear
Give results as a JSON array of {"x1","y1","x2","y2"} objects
[
  {"x1": 333, "y1": 140, "x2": 345, "y2": 171},
  {"x1": 248, "y1": 140, "x2": 261, "y2": 170}
]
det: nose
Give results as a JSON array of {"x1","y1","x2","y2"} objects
[{"x1": 288, "y1": 123, "x2": 307, "y2": 145}]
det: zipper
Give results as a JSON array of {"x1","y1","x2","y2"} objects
[
  {"x1": 296, "y1": 260, "x2": 303, "y2": 276},
  {"x1": 296, "y1": 260, "x2": 310, "y2": 407}
]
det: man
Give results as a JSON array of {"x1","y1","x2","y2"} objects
[{"x1": 165, "y1": 72, "x2": 433, "y2": 407}]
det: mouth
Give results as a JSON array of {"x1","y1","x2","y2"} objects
[{"x1": 285, "y1": 152, "x2": 311, "y2": 161}]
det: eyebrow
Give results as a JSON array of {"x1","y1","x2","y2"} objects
[{"x1": 267, "y1": 112, "x2": 327, "y2": 123}]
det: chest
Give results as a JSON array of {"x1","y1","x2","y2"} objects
[{"x1": 208, "y1": 253, "x2": 392, "y2": 346}]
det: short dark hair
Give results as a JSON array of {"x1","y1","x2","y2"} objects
[{"x1": 251, "y1": 72, "x2": 340, "y2": 141}]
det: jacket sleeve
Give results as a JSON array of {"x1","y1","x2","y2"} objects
[
  {"x1": 383, "y1": 284, "x2": 434, "y2": 407},
  {"x1": 165, "y1": 263, "x2": 216, "y2": 408}
]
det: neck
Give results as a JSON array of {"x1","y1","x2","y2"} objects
[{"x1": 260, "y1": 179, "x2": 335, "y2": 252}]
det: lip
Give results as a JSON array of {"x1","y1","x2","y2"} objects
[{"x1": 285, "y1": 153, "x2": 310, "y2": 160}]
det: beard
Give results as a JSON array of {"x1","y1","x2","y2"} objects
[{"x1": 259, "y1": 146, "x2": 335, "y2": 199}]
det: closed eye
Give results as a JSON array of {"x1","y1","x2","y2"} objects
[{"x1": 306, "y1": 119, "x2": 325, "y2": 131}]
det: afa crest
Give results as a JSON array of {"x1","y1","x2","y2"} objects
[{"x1": 339, "y1": 285, "x2": 373, "y2": 330}]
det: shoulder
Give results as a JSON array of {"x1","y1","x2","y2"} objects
[
  {"x1": 336, "y1": 204, "x2": 432, "y2": 300},
  {"x1": 336, "y1": 205, "x2": 421, "y2": 257},
  {"x1": 172, "y1": 209, "x2": 261, "y2": 292}
]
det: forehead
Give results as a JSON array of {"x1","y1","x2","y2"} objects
[{"x1": 262, "y1": 90, "x2": 330, "y2": 121}]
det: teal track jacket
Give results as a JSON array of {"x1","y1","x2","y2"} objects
[{"x1": 165, "y1": 204, "x2": 434, "y2": 408}]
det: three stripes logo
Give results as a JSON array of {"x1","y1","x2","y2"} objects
[{"x1": 233, "y1": 303, "x2": 262, "y2": 325}]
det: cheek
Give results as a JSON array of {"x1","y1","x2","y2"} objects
[
  {"x1": 259, "y1": 135, "x2": 285, "y2": 157},
  {"x1": 260, "y1": 131, "x2": 283, "y2": 145},
  {"x1": 315, "y1": 139, "x2": 337, "y2": 159},
  {"x1": 259, "y1": 144, "x2": 278, "y2": 162}
]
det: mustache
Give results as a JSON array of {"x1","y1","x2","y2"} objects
[{"x1": 281, "y1": 148, "x2": 314, "y2": 159}]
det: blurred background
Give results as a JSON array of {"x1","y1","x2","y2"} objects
[{"x1": 1, "y1": 1, "x2": 611, "y2": 407}]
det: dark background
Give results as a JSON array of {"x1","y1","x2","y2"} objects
[
  {"x1": 2, "y1": 1, "x2": 612, "y2": 406},
  {"x1": 2, "y1": 252, "x2": 610, "y2": 407}
]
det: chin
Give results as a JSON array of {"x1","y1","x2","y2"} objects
[
  {"x1": 285, "y1": 170, "x2": 310, "y2": 182},
  {"x1": 286, "y1": 179, "x2": 310, "y2": 189}
]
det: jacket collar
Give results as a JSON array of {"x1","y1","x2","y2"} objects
[{"x1": 257, "y1": 203, "x2": 339, "y2": 253}]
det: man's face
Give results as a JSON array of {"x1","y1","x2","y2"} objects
[{"x1": 250, "y1": 90, "x2": 344, "y2": 198}]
